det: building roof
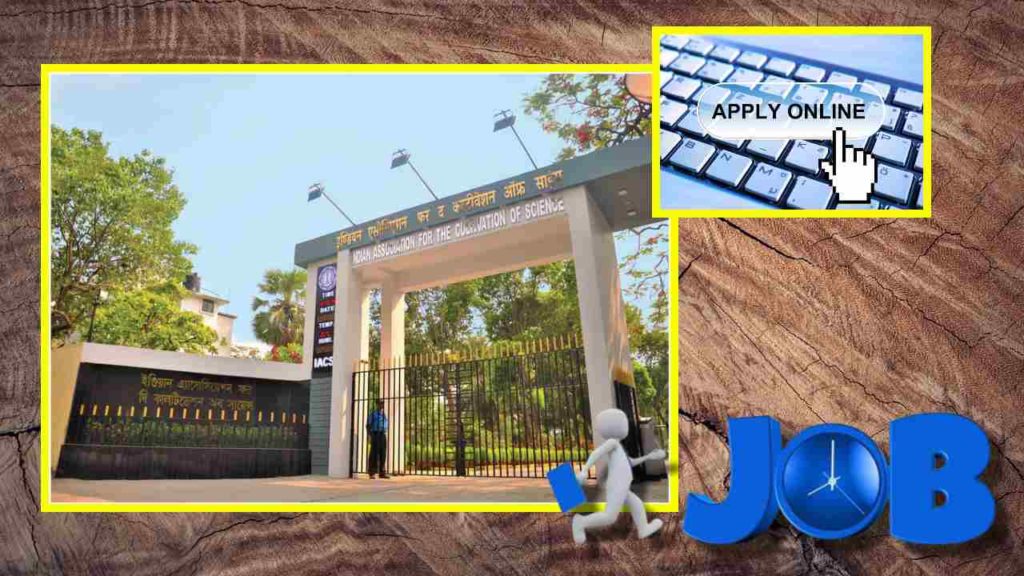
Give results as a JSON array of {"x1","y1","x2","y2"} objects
[
  {"x1": 185, "y1": 289, "x2": 230, "y2": 305},
  {"x1": 294, "y1": 137, "x2": 655, "y2": 268}
]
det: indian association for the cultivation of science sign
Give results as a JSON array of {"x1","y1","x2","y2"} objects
[{"x1": 350, "y1": 193, "x2": 566, "y2": 267}]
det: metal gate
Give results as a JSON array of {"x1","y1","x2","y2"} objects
[{"x1": 350, "y1": 337, "x2": 592, "y2": 478}]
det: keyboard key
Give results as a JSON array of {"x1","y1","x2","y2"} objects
[
  {"x1": 660, "y1": 35, "x2": 689, "y2": 50},
  {"x1": 663, "y1": 76, "x2": 702, "y2": 101},
  {"x1": 710, "y1": 45, "x2": 741, "y2": 63},
  {"x1": 827, "y1": 71, "x2": 858, "y2": 88},
  {"x1": 874, "y1": 164, "x2": 914, "y2": 204},
  {"x1": 709, "y1": 131, "x2": 746, "y2": 149},
  {"x1": 791, "y1": 84, "x2": 829, "y2": 105},
  {"x1": 661, "y1": 98, "x2": 688, "y2": 126},
  {"x1": 893, "y1": 87, "x2": 923, "y2": 110},
  {"x1": 794, "y1": 64, "x2": 826, "y2": 82},
  {"x1": 860, "y1": 79, "x2": 891, "y2": 101},
  {"x1": 661, "y1": 130, "x2": 682, "y2": 160},
  {"x1": 692, "y1": 84, "x2": 731, "y2": 109},
  {"x1": 759, "y1": 75, "x2": 795, "y2": 98},
  {"x1": 914, "y1": 146, "x2": 924, "y2": 172},
  {"x1": 705, "y1": 150, "x2": 754, "y2": 187},
  {"x1": 786, "y1": 177, "x2": 835, "y2": 209},
  {"x1": 697, "y1": 60, "x2": 735, "y2": 83},
  {"x1": 764, "y1": 57, "x2": 796, "y2": 77},
  {"x1": 729, "y1": 91, "x2": 764, "y2": 109},
  {"x1": 872, "y1": 132, "x2": 912, "y2": 166},
  {"x1": 684, "y1": 38, "x2": 715, "y2": 56},
  {"x1": 835, "y1": 199, "x2": 886, "y2": 210},
  {"x1": 660, "y1": 48, "x2": 680, "y2": 69},
  {"x1": 784, "y1": 140, "x2": 829, "y2": 174},
  {"x1": 830, "y1": 92, "x2": 864, "y2": 108},
  {"x1": 660, "y1": 71, "x2": 674, "y2": 88},
  {"x1": 676, "y1": 110, "x2": 708, "y2": 137},
  {"x1": 668, "y1": 137, "x2": 716, "y2": 173},
  {"x1": 747, "y1": 139, "x2": 790, "y2": 162},
  {"x1": 915, "y1": 189, "x2": 924, "y2": 209},
  {"x1": 903, "y1": 111, "x2": 923, "y2": 138},
  {"x1": 668, "y1": 53, "x2": 706, "y2": 76},
  {"x1": 727, "y1": 67, "x2": 763, "y2": 86},
  {"x1": 868, "y1": 102, "x2": 901, "y2": 131},
  {"x1": 736, "y1": 51, "x2": 768, "y2": 70},
  {"x1": 744, "y1": 163, "x2": 793, "y2": 202},
  {"x1": 848, "y1": 135, "x2": 871, "y2": 149}
]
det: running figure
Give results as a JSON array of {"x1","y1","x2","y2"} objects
[{"x1": 572, "y1": 408, "x2": 667, "y2": 544}]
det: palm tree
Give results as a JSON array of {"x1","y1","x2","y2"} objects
[{"x1": 251, "y1": 269, "x2": 307, "y2": 346}]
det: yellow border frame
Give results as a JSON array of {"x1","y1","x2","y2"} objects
[
  {"x1": 651, "y1": 26, "x2": 932, "y2": 218},
  {"x1": 39, "y1": 63, "x2": 679, "y2": 514}
]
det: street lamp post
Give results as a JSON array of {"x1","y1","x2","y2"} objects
[
  {"x1": 307, "y1": 182, "x2": 357, "y2": 227},
  {"x1": 390, "y1": 149, "x2": 438, "y2": 200},
  {"x1": 86, "y1": 289, "x2": 108, "y2": 342},
  {"x1": 493, "y1": 110, "x2": 538, "y2": 170}
]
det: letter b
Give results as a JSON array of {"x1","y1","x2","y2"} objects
[{"x1": 890, "y1": 414, "x2": 995, "y2": 544}]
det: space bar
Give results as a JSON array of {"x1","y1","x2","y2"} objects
[{"x1": 660, "y1": 168, "x2": 777, "y2": 210}]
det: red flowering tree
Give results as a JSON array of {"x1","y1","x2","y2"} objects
[{"x1": 523, "y1": 74, "x2": 650, "y2": 161}]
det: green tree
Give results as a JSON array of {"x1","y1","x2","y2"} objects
[
  {"x1": 90, "y1": 283, "x2": 218, "y2": 353},
  {"x1": 251, "y1": 268, "x2": 307, "y2": 347},
  {"x1": 476, "y1": 262, "x2": 580, "y2": 343},
  {"x1": 50, "y1": 126, "x2": 196, "y2": 341},
  {"x1": 401, "y1": 282, "x2": 480, "y2": 355},
  {"x1": 619, "y1": 223, "x2": 669, "y2": 328}
]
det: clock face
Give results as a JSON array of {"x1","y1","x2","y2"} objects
[{"x1": 775, "y1": 424, "x2": 888, "y2": 539}]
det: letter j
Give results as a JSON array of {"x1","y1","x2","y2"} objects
[{"x1": 683, "y1": 416, "x2": 781, "y2": 544}]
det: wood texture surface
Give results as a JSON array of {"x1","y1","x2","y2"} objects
[{"x1": 2, "y1": 1, "x2": 1023, "y2": 574}]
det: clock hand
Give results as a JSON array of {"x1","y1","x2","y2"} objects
[
  {"x1": 834, "y1": 481, "x2": 866, "y2": 515},
  {"x1": 829, "y1": 439, "x2": 836, "y2": 491},
  {"x1": 807, "y1": 478, "x2": 832, "y2": 497}
]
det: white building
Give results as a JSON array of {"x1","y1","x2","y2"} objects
[{"x1": 180, "y1": 273, "x2": 235, "y2": 355}]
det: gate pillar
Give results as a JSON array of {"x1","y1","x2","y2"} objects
[
  {"x1": 329, "y1": 249, "x2": 366, "y2": 477},
  {"x1": 380, "y1": 275, "x2": 406, "y2": 474},
  {"x1": 564, "y1": 186, "x2": 635, "y2": 455}
]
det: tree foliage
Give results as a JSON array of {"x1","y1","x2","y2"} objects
[
  {"x1": 51, "y1": 126, "x2": 197, "y2": 342},
  {"x1": 90, "y1": 283, "x2": 218, "y2": 353},
  {"x1": 522, "y1": 74, "x2": 651, "y2": 161},
  {"x1": 268, "y1": 342, "x2": 304, "y2": 364},
  {"x1": 251, "y1": 268, "x2": 307, "y2": 348}
]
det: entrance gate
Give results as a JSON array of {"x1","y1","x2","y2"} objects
[{"x1": 350, "y1": 337, "x2": 592, "y2": 478}]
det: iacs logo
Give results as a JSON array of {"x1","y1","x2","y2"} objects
[
  {"x1": 684, "y1": 414, "x2": 995, "y2": 545},
  {"x1": 317, "y1": 264, "x2": 337, "y2": 292}
]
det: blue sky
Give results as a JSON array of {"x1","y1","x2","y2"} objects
[{"x1": 51, "y1": 73, "x2": 657, "y2": 345}]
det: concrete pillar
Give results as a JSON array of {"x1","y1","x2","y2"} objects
[
  {"x1": 328, "y1": 249, "x2": 366, "y2": 477},
  {"x1": 563, "y1": 186, "x2": 634, "y2": 450},
  {"x1": 379, "y1": 275, "x2": 406, "y2": 474},
  {"x1": 300, "y1": 263, "x2": 319, "y2": 376}
]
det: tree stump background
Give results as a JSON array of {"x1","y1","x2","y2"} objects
[{"x1": 1, "y1": 1, "x2": 1022, "y2": 574}]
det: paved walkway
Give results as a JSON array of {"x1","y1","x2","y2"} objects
[{"x1": 52, "y1": 474, "x2": 668, "y2": 504}]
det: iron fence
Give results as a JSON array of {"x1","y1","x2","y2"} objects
[{"x1": 351, "y1": 341, "x2": 593, "y2": 478}]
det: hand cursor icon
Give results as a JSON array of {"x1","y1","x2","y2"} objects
[{"x1": 820, "y1": 127, "x2": 876, "y2": 203}]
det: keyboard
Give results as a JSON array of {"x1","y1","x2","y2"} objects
[{"x1": 659, "y1": 35, "x2": 926, "y2": 210}]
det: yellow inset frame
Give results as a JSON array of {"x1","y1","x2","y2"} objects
[
  {"x1": 651, "y1": 26, "x2": 932, "y2": 218},
  {"x1": 40, "y1": 63, "x2": 679, "y2": 514}
]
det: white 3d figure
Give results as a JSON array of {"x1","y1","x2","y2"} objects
[{"x1": 572, "y1": 408, "x2": 667, "y2": 544}]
